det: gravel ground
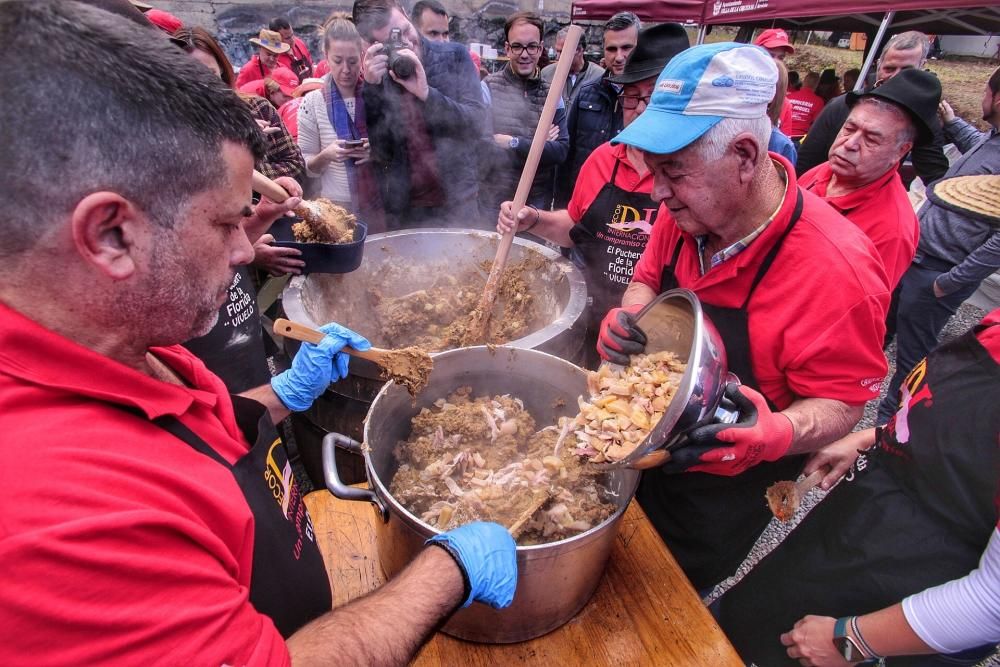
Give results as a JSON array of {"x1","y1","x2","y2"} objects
[{"x1": 706, "y1": 301, "x2": 999, "y2": 665}]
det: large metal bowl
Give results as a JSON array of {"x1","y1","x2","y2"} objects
[
  {"x1": 323, "y1": 346, "x2": 640, "y2": 643},
  {"x1": 282, "y1": 228, "x2": 589, "y2": 378},
  {"x1": 611, "y1": 289, "x2": 739, "y2": 469}
]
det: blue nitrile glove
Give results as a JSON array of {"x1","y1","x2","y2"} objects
[
  {"x1": 270, "y1": 322, "x2": 370, "y2": 412},
  {"x1": 426, "y1": 521, "x2": 518, "y2": 609}
]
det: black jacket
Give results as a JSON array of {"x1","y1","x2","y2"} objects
[
  {"x1": 554, "y1": 76, "x2": 623, "y2": 208},
  {"x1": 363, "y1": 37, "x2": 486, "y2": 217},
  {"x1": 796, "y1": 93, "x2": 949, "y2": 185}
]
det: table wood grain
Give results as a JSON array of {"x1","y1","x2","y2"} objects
[{"x1": 304, "y1": 491, "x2": 742, "y2": 665}]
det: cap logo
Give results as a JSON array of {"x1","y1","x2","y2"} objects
[
  {"x1": 712, "y1": 75, "x2": 735, "y2": 87},
  {"x1": 657, "y1": 79, "x2": 684, "y2": 94}
]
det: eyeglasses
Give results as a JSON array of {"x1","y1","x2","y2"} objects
[
  {"x1": 507, "y1": 42, "x2": 542, "y2": 56},
  {"x1": 619, "y1": 94, "x2": 652, "y2": 110}
]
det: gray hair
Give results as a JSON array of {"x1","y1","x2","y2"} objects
[
  {"x1": 692, "y1": 116, "x2": 773, "y2": 162},
  {"x1": 557, "y1": 26, "x2": 587, "y2": 50},
  {"x1": 605, "y1": 12, "x2": 641, "y2": 33},
  {"x1": 2, "y1": 0, "x2": 265, "y2": 259},
  {"x1": 854, "y1": 97, "x2": 918, "y2": 147},
  {"x1": 881, "y1": 31, "x2": 930, "y2": 64}
]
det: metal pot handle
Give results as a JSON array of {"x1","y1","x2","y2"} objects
[{"x1": 322, "y1": 432, "x2": 389, "y2": 522}]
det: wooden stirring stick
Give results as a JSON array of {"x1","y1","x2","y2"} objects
[
  {"x1": 463, "y1": 25, "x2": 584, "y2": 346},
  {"x1": 273, "y1": 318, "x2": 433, "y2": 396},
  {"x1": 508, "y1": 488, "x2": 555, "y2": 540}
]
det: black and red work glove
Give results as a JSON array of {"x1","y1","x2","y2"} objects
[
  {"x1": 664, "y1": 383, "x2": 793, "y2": 476},
  {"x1": 596, "y1": 304, "x2": 647, "y2": 366}
]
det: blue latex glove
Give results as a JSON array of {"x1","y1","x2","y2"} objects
[
  {"x1": 270, "y1": 322, "x2": 370, "y2": 412},
  {"x1": 426, "y1": 521, "x2": 518, "y2": 608}
]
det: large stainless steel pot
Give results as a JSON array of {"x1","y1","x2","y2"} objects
[
  {"x1": 282, "y1": 228, "x2": 590, "y2": 375},
  {"x1": 323, "y1": 346, "x2": 640, "y2": 643}
]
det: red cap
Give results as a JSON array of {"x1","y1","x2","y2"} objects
[
  {"x1": 238, "y1": 80, "x2": 266, "y2": 97},
  {"x1": 146, "y1": 9, "x2": 182, "y2": 34},
  {"x1": 754, "y1": 28, "x2": 794, "y2": 54},
  {"x1": 267, "y1": 67, "x2": 299, "y2": 96}
]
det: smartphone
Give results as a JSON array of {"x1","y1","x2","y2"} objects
[{"x1": 340, "y1": 139, "x2": 366, "y2": 148}]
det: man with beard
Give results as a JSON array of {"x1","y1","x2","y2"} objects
[{"x1": 0, "y1": 2, "x2": 516, "y2": 663}]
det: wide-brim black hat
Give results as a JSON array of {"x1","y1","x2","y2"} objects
[
  {"x1": 846, "y1": 67, "x2": 941, "y2": 143},
  {"x1": 607, "y1": 23, "x2": 690, "y2": 85}
]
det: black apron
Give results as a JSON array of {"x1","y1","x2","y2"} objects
[
  {"x1": 636, "y1": 190, "x2": 807, "y2": 590},
  {"x1": 183, "y1": 267, "x2": 272, "y2": 394},
  {"x1": 287, "y1": 45, "x2": 314, "y2": 81},
  {"x1": 568, "y1": 158, "x2": 657, "y2": 369},
  {"x1": 716, "y1": 321, "x2": 1000, "y2": 666},
  {"x1": 154, "y1": 395, "x2": 332, "y2": 637}
]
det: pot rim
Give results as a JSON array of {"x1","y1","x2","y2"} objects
[
  {"x1": 363, "y1": 345, "x2": 640, "y2": 551},
  {"x1": 281, "y1": 228, "x2": 589, "y2": 353}
]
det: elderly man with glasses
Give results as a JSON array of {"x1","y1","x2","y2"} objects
[
  {"x1": 495, "y1": 24, "x2": 689, "y2": 369},
  {"x1": 479, "y1": 10, "x2": 569, "y2": 219}
]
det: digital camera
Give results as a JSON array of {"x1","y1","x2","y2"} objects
[{"x1": 383, "y1": 28, "x2": 416, "y2": 80}]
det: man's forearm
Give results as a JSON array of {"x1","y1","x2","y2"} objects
[
  {"x1": 533, "y1": 209, "x2": 575, "y2": 247},
  {"x1": 622, "y1": 280, "x2": 656, "y2": 309},
  {"x1": 783, "y1": 398, "x2": 863, "y2": 456},
  {"x1": 287, "y1": 547, "x2": 464, "y2": 667},
  {"x1": 240, "y1": 384, "x2": 292, "y2": 425}
]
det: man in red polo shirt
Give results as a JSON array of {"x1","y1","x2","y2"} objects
[
  {"x1": 785, "y1": 71, "x2": 825, "y2": 140},
  {"x1": 495, "y1": 23, "x2": 689, "y2": 368},
  {"x1": 597, "y1": 42, "x2": 890, "y2": 591},
  {"x1": 800, "y1": 68, "x2": 942, "y2": 289},
  {"x1": 0, "y1": 3, "x2": 516, "y2": 664}
]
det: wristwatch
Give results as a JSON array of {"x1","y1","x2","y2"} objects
[
  {"x1": 508, "y1": 136, "x2": 520, "y2": 149},
  {"x1": 833, "y1": 617, "x2": 867, "y2": 662}
]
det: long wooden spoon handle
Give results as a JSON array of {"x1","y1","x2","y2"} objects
[
  {"x1": 272, "y1": 318, "x2": 379, "y2": 362},
  {"x1": 252, "y1": 169, "x2": 291, "y2": 203}
]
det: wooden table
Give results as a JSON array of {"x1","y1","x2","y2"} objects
[{"x1": 304, "y1": 491, "x2": 742, "y2": 665}]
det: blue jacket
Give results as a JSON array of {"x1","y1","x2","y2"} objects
[
  {"x1": 554, "y1": 76, "x2": 623, "y2": 208},
  {"x1": 363, "y1": 37, "x2": 486, "y2": 216}
]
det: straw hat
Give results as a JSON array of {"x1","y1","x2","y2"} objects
[
  {"x1": 928, "y1": 175, "x2": 1000, "y2": 226},
  {"x1": 249, "y1": 29, "x2": 290, "y2": 55}
]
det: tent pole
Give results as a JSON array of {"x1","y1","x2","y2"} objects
[
  {"x1": 856, "y1": 10, "x2": 896, "y2": 92},
  {"x1": 696, "y1": 24, "x2": 707, "y2": 45}
]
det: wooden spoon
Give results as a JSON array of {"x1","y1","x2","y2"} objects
[
  {"x1": 765, "y1": 469, "x2": 825, "y2": 522},
  {"x1": 252, "y1": 170, "x2": 356, "y2": 244},
  {"x1": 463, "y1": 26, "x2": 584, "y2": 345},
  {"x1": 508, "y1": 488, "x2": 555, "y2": 540},
  {"x1": 273, "y1": 318, "x2": 433, "y2": 396}
]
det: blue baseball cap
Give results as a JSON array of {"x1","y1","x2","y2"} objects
[{"x1": 613, "y1": 42, "x2": 778, "y2": 155}]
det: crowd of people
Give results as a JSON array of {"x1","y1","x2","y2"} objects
[{"x1": 1, "y1": 0, "x2": 998, "y2": 665}]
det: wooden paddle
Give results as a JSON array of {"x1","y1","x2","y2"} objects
[
  {"x1": 273, "y1": 318, "x2": 433, "y2": 396},
  {"x1": 462, "y1": 25, "x2": 584, "y2": 345}
]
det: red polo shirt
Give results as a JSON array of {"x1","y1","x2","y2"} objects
[
  {"x1": 631, "y1": 154, "x2": 890, "y2": 410},
  {"x1": 786, "y1": 88, "x2": 826, "y2": 138},
  {"x1": 0, "y1": 303, "x2": 290, "y2": 666},
  {"x1": 779, "y1": 97, "x2": 794, "y2": 135},
  {"x1": 236, "y1": 54, "x2": 273, "y2": 90},
  {"x1": 800, "y1": 162, "x2": 918, "y2": 289},
  {"x1": 567, "y1": 142, "x2": 653, "y2": 221}
]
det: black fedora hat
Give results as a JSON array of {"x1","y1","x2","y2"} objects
[
  {"x1": 607, "y1": 23, "x2": 690, "y2": 85},
  {"x1": 846, "y1": 68, "x2": 941, "y2": 143}
]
